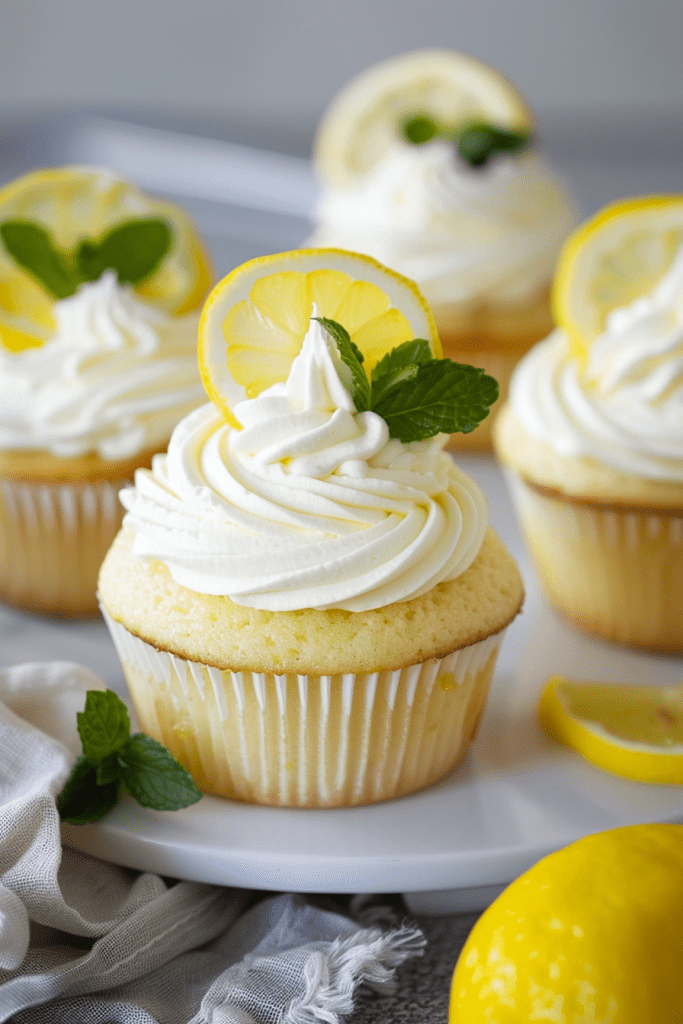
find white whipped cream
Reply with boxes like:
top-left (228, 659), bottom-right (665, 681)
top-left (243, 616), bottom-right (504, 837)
top-left (510, 247), bottom-right (683, 480)
top-left (121, 315), bottom-right (489, 611)
top-left (308, 140), bottom-right (576, 306)
top-left (0, 272), bottom-right (204, 460)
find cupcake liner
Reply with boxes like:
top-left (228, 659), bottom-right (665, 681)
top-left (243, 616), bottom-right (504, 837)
top-left (0, 476), bottom-right (126, 616)
top-left (507, 473), bottom-right (683, 651)
top-left (102, 607), bottom-right (505, 807)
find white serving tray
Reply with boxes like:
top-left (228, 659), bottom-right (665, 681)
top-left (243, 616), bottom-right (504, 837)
top-left (1, 118), bottom-right (682, 914)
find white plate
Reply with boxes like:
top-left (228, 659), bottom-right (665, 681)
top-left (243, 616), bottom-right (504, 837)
top-left (57, 458), bottom-right (683, 913)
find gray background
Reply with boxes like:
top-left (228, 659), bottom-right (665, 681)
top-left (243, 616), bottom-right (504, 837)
top-left (1, 0), bottom-right (682, 161)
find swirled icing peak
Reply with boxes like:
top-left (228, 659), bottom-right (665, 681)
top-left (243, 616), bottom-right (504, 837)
top-left (0, 271), bottom-right (204, 459)
top-left (121, 315), bottom-right (489, 611)
top-left (510, 245), bottom-right (683, 479)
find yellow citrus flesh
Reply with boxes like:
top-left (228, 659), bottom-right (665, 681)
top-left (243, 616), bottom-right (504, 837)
top-left (538, 674), bottom-right (683, 785)
top-left (450, 823), bottom-right (683, 1022)
top-left (314, 49), bottom-right (533, 186)
top-left (198, 248), bottom-right (440, 427)
top-left (552, 195), bottom-right (683, 364)
top-left (0, 165), bottom-right (213, 352)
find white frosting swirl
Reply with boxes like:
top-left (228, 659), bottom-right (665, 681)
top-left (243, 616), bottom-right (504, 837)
top-left (510, 247), bottom-right (683, 480)
top-left (121, 316), bottom-right (489, 611)
top-left (0, 272), bottom-right (204, 459)
top-left (308, 140), bottom-right (576, 306)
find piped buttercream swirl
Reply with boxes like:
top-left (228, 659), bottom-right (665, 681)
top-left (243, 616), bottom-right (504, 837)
top-left (121, 316), bottom-right (489, 611)
top-left (0, 271), bottom-right (203, 459)
top-left (308, 140), bottom-right (577, 306)
top-left (510, 247), bottom-right (683, 480)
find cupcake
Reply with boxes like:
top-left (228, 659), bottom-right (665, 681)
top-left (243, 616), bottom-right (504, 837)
top-left (306, 49), bottom-right (577, 449)
top-left (494, 196), bottom-right (683, 651)
top-left (0, 166), bottom-right (213, 615)
top-left (98, 248), bottom-right (524, 807)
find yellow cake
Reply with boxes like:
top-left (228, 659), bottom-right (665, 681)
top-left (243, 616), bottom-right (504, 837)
top-left (0, 166), bottom-right (213, 615)
top-left (494, 196), bottom-right (683, 650)
top-left (98, 248), bottom-right (524, 807)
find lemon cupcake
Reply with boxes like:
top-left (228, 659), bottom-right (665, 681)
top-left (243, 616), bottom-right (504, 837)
top-left (494, 196), bottom-right (683, 651)
top-left (0, 166), bottom-right (213, 616)
top-left (99, 248), bottom-right (523, 807)
top-left (306, 49), bottom-right (577, 450)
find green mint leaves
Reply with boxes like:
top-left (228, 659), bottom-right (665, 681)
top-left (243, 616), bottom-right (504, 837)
top-left (57, 689), bottom-right (201, 825)
top-left (401, 114), bottom-right (531, 167)
top-left (0, 217), bottom-right (172, 300)
top-left (316, 317), bottom-right (498, 441)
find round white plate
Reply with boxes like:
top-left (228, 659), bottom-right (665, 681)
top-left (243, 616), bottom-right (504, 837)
top-left (59, 458), bottom-right (683, 912)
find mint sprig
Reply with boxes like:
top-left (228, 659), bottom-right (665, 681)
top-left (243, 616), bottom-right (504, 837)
top-left (316, 318), bottom-right (498, 440)
top-left (401, 114), bottom-right (531, 167)
top-left (57, 689), bottom-right (201, 825)
top-left (0, 218), bottom-right (172, 300)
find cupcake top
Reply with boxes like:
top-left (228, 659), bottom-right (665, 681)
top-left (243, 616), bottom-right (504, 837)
top-left (308, 50), bottom-right (576, 310)
top-left (121, 313), bottom-right (489, 612)
top-left (309, 140), bottom-right (576, 309)
top-left (0, 165), bottom-right (212, 462)
top-left (0, 272), bottom-right (204, 459)
top-left (496, 196), bottom-right (683, 504)
top-left (119, 247), bottom-right (499, 614)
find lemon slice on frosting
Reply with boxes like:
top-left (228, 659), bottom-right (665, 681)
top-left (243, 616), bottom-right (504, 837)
top-left (552, 194), bottom-right (683, 364)
top-left (198, 247), bottom-right (440, 428)
top-left (539, 674), bottom-right (683, 784)
top-left (314, 49), bottom-right (533, 186)
top-left (0, 165), bottom-right (213, 352)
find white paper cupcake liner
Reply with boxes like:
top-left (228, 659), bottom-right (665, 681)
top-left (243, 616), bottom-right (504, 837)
top-left (0, 476), bottom-right (126, 616)
top-left (102, 606), bottom-right (505, 807)
top-left (507, 473), bottom-right (683, 650)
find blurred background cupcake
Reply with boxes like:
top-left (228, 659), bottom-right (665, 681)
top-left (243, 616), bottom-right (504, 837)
top-left (494, 196), bottom-right (683, 651)
top-left (99, 248), bottom-right (523, 807)
top-left (306, 50), bottom-right (578, 450)
top-left (0, 165), bottom-right (213, 616)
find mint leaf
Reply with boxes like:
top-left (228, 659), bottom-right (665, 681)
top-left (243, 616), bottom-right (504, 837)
top-left (77, 689), bottom-right (131, 762)
top-left (76, 218), bottom-right (171, 286)
top-left (402, 114), bottom-right (441, 145)
top-left (371, 339), bottom-right (434, 402)
top-left (57, 754), bottom-right (121, 825)
top-left (315, 316), bottom-right (371, 412)
top-left (458, 122), bottom-right (530, 167)
top-left (120, 734), bottom-right (202, 811)
top-left (0, 220), bottom-right (80, 299)
top-left (372, 360), bottom-right (499, 441)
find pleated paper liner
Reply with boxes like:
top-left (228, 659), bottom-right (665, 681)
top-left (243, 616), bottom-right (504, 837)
top-left (0, 477), bottom-right (127, 616)
top-left (102, 606), bottom-right (506, 808)
top-left (507, 473), bottom-right (683, 651)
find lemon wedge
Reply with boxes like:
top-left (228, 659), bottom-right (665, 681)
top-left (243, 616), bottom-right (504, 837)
top-left (551, 194), bottom-right (683, 363)
top-left (314, 49), bottom-right (533, 186)
top-left (197, 247), bottom-right (440, 427)
top-left (450, 823), bottom-right (683, 1022)
top-left (539, 674), bottom-right (683, 784)
top-left (0, 166), bottom-right (213, 352)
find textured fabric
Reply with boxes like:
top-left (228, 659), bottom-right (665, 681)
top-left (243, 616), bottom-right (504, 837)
top-left (0, 662), bottom-right (425, 1023)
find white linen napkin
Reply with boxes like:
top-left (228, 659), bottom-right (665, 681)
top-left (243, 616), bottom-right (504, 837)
top-left (0, 662), bottom-right (425, 1024)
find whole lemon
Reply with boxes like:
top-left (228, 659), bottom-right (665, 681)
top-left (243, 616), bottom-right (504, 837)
top-left (449, 823), bottom-right (683, 1022)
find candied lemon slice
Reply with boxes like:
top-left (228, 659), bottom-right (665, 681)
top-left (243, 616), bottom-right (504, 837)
top-left (551, 194), bottom-right (683, 364)
top-left (198, 247), bottom-right (440, 427)
top-left (0, 165), bottom-right (213, 352)
top-left (314, 49), bottom-right (533, 186)
top-left (539, 674), bottom-right (683, 784)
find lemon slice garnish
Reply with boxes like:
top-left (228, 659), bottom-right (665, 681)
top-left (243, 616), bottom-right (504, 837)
top-left (314, 49), bottom-right (533, 187)
top-left (539, 674), bottom-right (683, 784)
top-left (197, 247), bottom-right (440, 427)
top-left (0, 165), bottom-right (213, 352)
top-left (552, 194), bottom-right (683, 364)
